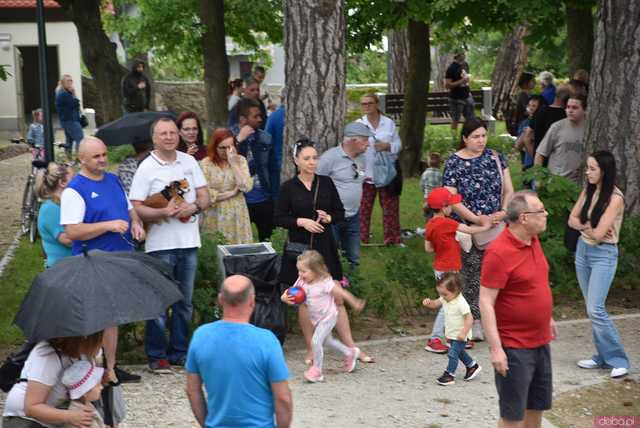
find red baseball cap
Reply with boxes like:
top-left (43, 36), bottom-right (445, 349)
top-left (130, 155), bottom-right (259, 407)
top-left (426, 187), bottom-right (463, 209)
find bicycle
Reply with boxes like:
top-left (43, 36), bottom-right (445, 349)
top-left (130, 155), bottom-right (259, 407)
top-left (11, 138), bottom-right (49, 243)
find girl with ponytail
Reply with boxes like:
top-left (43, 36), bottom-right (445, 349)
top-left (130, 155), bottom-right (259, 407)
top-left (35, 162), bottom-right (75, 267)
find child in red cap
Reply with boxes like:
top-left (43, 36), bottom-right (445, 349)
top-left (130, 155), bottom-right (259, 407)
top-left (423, 187), bottom-right (491, 354)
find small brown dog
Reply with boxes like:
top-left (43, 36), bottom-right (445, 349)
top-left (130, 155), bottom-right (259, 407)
top-left (143, 180), bottom-right (192, 224)
top-left (143, 179), bottom-right (189, 208)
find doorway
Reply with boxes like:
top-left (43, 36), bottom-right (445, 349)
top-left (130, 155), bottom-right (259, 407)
top-left (17, 45), bottom-right (59, 124)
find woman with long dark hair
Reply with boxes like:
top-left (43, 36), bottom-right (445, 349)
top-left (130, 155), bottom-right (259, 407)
top-left (176, 111), bottom-right (207, 160)
top-left (568, 150), bottom-right (629, 378)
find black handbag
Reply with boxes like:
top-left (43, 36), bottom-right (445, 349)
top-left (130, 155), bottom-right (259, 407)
top-left (283, 177), bottom-right (321, 258)
top-left (564, 224), bottom-right (581, 252)
top-left (79, 114), bottom-right (89, 128)
top-left (387, 159), bottom-right (403, 196)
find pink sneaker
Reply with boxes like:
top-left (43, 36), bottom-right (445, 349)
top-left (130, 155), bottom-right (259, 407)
top-left (343, 347), bottom-right (361, 373)
top-left (303, 366), bottom-right (324, 383)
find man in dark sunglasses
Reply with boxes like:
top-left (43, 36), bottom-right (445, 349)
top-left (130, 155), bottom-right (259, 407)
top-left (316, 122), bottom-right (371, 269)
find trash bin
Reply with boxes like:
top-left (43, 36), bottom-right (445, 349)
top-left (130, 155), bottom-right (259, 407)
top-left (217, 243), bottom-right (287, 344)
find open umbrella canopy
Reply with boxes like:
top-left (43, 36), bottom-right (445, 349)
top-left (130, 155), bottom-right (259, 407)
top-left (94, 111), bottom-right (175, 146)
top-left (14, 250), bottom-right (183, 342)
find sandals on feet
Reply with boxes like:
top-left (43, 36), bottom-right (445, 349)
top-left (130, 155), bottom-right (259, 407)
top-left (359, 354), bottom-right (375, 363)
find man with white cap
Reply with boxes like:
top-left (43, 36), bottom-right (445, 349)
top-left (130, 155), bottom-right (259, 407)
top-left (62, 360), bottom-right (105, 428)
top-left (316, 122), bottom-right (371, 269)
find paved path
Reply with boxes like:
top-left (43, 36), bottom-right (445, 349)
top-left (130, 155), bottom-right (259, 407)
top-left (0, 153), bottom-right (30, 258)
top-left (87, 314), bottom-right (640, 428)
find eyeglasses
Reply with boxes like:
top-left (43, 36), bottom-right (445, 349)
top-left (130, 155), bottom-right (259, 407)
top-left (522, 209), bottom-right (548, 216)
top-left (360, 102), bottom-right (375, 106)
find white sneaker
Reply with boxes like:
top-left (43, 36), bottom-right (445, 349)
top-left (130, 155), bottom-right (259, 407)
top-left (611, 367), bottom-right (628, 378)
top-left (577, 359), bottom-right (600, 369)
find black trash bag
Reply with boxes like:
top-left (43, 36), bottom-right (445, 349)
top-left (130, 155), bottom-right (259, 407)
top-left (221, 251), bottom-right (287, 343)
top-left (250, 285), bottom-right (288, 345)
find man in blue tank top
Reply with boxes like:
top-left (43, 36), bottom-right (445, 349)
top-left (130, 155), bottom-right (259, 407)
top-left (60, 136), bottom-right (145, 384)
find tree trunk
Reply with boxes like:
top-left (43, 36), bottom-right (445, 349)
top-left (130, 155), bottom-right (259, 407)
top-left (490, 25), bottom-right (529, 120)
top-left (56, 0), bottom-right (127, 124)
top-left (283, 0), bottom-right (346, 180)
top-left (200, 0), bottom-right (229, 128)
top-left (398, 20), bottom-right (429, 177)
top-left (584, 0), bottom-right (640, 215)
top-left (566, 0), bottom-right (594, 74)
top-left (431, 46), bottom-right (453, 92)
top-left (387, 27), bottom-right (409, 94)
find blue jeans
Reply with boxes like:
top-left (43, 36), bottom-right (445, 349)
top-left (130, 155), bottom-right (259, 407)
top-left (446, 339), bottom-right (474, 375)
top-left (332, 213), bottom-right (360, 269)
top-left (575, 238), bottom-right (629, 369)
top-left (60, 120), bottom-right (83, 153)
top-left (145, 247), bottom-right (198, 362)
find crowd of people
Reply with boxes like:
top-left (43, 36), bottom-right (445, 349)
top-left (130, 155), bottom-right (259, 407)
top-left (2, 60), bottom-right (631, 428)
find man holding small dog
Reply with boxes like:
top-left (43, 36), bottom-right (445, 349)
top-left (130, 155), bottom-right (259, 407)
top-left (61, 135), bottom-right (145, 384)
top-left (129, 117), bottom-right (209, 372)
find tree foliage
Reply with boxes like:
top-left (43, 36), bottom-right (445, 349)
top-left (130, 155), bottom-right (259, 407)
top-left (104, 0), bottom-right (283, 79)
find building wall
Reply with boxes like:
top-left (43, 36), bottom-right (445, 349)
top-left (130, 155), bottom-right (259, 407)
top-left (0, 21), bottom-right (82, 131)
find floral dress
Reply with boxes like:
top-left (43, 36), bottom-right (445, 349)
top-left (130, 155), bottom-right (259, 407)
top-left (443, 149), bottom-right (508, 218)
top-left (443, 148), bottom-right (508, 320)
top-left (200, 157), bottom-right (254, 244)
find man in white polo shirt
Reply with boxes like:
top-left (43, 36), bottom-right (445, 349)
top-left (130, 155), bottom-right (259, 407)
top-left (129, 117), bottom-right (210, 372)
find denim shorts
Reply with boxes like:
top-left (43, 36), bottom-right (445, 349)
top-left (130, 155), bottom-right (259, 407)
top-left (494, 345), bottom-right (553, 421)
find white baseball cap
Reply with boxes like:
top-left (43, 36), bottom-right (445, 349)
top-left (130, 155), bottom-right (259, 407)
top-left (62, 360), bottom-right (104, 400)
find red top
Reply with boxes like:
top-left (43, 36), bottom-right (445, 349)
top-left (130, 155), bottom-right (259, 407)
top-left (480, 227), bottom-right (553, 349)
top-left (425, 216), bottom-right (461, 271)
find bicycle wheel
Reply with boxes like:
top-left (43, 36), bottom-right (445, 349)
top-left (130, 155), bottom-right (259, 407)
top-left (29, 198), bottom-right (40, 244)
top-left (20, 177), bottom-right (35, 236)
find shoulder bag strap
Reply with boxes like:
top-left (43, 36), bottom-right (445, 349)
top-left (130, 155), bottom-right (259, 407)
top-left (286, 177), bottom-right (322, 248)
top-left (492, 150), bottom-right (505, 207)
top-left (309, 176), bottom-right (321, 247)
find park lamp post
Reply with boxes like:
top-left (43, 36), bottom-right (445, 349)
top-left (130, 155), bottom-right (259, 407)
top-left (36, 0), bottom-right (54, 162)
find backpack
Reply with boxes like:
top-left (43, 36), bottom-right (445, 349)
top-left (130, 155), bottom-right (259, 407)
top-left (0, 342), bottom-right (62, 393)
top-left (0, 342), bottom-right (36, 392)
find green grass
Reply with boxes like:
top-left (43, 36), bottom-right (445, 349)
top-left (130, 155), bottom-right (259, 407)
top-left (0, 238), bottom-right (45, 348)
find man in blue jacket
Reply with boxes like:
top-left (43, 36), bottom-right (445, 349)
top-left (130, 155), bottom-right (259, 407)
top-left (265, 88), bottom-right (285, 198)
top-left (231, 98), bottom-right (278, 242)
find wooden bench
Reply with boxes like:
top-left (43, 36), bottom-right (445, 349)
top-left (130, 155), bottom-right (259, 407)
top-left (377, 87), bottom-right (496, 132)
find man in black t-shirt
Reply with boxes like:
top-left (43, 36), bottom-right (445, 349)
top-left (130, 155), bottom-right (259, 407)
top-left (522, 86), bottom-right (571, 164)
top-left (445, 52), bottom-right (475, 134)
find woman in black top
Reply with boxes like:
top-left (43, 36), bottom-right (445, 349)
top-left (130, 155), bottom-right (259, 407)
top-left (275, 141), bottom-right (345, 285)
top-left (275, 140), bottom-right (374, 365)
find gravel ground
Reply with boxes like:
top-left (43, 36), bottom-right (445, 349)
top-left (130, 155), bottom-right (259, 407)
top-left (3, 315), bottom-right (632, 428)
top-left (0, 153), bottom-right (30, 256)
top-left (0, 145), bottom-right (637, 428)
